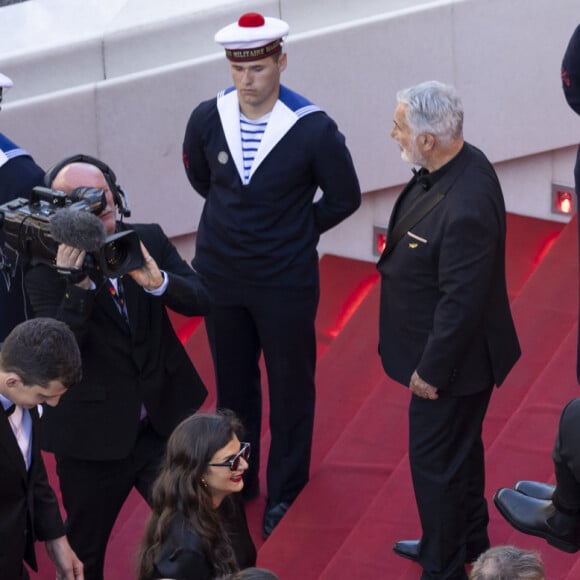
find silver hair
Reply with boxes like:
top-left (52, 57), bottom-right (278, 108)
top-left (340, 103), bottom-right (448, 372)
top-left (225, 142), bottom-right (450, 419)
top-left (469, 545), bottom-right (545, 580)
top-left (396, 80), bottom-right (464, 145)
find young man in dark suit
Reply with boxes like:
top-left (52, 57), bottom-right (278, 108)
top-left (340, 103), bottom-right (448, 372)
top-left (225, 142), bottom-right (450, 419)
top-left (377, 81), bottom-right (521, 579)
top-left (0, 317), bottom-right (83, 579)
top-left (24, 158), bottom-right (210, 580)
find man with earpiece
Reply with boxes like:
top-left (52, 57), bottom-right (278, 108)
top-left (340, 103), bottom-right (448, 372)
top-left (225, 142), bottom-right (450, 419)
top-left (24, 158), bottom-right (210, 580)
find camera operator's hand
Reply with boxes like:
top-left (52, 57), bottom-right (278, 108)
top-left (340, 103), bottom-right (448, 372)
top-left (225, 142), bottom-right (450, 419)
top-left (128, 242), bottom-right (164, 291)
top-left (56, 244), bottom-right (91, 289)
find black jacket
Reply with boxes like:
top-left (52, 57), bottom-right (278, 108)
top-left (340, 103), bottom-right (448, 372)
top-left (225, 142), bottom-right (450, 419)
top-left (563, 24), bottom-right (580, 115)
top-left (0, 406), bottom-right (65, 576)
top-left (25, 222), bottom-right (209, 460)
top-left (152, 497), bottom-right (256, 580)
top-left (377, 143), bottom-right (520, 395)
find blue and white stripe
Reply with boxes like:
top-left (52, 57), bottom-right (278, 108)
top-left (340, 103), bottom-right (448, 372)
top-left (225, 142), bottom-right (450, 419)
top-left (0, 133), bottom-right (28, 168)
top-left (217, 85), bottom-right (321, 184)
top-left (240, 114), bottom-right (269, 185)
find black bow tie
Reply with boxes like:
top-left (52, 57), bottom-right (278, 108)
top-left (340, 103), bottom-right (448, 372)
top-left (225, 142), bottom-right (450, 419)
top-left (4, 404), bottom-right (16, 416)
top-left (412, 167), bottom-right (432, 190)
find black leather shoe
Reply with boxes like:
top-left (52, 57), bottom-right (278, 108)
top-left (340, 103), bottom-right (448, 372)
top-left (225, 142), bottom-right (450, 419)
top-left (393, 539), bottom-right (420, 562)
top-left (514, 480), bottom-right (555, 500)
top-left (393, 538), bottom-right (488, 563)
top-left (494, 488), bottom-right (580, 553)
top-left (262, 501), bottom-right (291, 539)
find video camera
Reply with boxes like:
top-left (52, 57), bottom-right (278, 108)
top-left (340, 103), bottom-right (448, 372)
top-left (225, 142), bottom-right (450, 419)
top-left (0, 186), bottom-right (143, 278)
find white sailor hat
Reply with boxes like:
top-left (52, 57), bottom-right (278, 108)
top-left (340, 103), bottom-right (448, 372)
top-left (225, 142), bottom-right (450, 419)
top-left (0, 72), bottom-right (14, 89)
top-left (215, 12), bottom-right (289, 62)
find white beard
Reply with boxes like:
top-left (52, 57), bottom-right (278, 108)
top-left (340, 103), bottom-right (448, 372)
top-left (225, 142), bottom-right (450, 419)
top-left (401, 139), bottom-right (426, 167)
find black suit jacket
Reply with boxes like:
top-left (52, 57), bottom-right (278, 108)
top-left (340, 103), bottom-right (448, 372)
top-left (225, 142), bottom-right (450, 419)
top-left (377, 143), bottom-right (520, 395)
top-left (152, 497), bottom-right (256, 580)
top-left (25, 222), bottom-right (209, 460)
top-left (0, 406), bottom-right (65, 576)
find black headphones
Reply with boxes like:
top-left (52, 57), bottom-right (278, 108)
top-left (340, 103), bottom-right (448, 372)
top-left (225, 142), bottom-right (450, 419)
top-left (44, 153), bottom-right (131, 218)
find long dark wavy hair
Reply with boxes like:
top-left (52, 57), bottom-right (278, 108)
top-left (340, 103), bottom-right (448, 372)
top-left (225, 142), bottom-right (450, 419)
top-left (137, 411), bottom-right (243, 579)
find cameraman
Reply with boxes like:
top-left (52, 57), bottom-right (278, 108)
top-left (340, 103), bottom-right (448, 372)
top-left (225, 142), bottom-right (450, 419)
top-left (24, 159), bottom-right (210, 580)
top-left (0, 72), bottom-right (45, 346)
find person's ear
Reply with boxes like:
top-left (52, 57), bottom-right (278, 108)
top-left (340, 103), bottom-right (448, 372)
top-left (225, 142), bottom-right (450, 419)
top-left (278, 52), bottom-right (288, 73)
top-left (421, 133), bottom-right (435, 151)
top-left (4, 373), bottom-right (23, 390)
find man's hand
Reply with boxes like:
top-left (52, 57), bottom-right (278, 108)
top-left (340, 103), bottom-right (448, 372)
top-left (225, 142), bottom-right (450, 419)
top-left (409, 370), bottom-right (439, 400)
top-left (127, 241), bottom-right (164, 290)
top-left (45, 536), bottom-right (84, 580)
top-left (56, 244), bottom-right (91, 289)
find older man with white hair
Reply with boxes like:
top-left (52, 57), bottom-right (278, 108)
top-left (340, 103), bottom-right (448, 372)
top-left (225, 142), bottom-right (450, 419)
top-left (378, 81), bottom-right (520, 579)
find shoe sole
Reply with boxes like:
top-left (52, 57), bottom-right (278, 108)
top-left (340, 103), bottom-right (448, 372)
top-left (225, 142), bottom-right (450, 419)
top-left (494, 497), bottom-right (580, 553)
top-left (393, 545), bottom-right (485, 564)
top-left (392, 547), bottom-right (418, 562)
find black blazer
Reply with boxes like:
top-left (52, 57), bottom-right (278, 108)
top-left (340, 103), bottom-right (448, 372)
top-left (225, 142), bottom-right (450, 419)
top-left (377, 143), bottom-right (520, 395)
top-left (152, 496), bottom-right (256, 580)
top-left (25, 222), bottom-right (209, 460)
top-left (0, 406), bottom-right (65, 576)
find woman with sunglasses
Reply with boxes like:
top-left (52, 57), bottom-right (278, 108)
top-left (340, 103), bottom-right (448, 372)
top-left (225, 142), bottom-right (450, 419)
top-left (137, 411), bottom-right (257, 579)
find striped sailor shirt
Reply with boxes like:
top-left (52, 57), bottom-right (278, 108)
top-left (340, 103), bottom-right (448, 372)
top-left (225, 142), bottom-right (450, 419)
top-left (240, 113), bottom-right (270, 184)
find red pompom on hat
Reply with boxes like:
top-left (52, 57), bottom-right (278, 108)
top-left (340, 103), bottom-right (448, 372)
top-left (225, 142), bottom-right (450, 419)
top-left (215, 12), bottom-right (289, 62)
top-left (238, 12), bottom-right (265, 27)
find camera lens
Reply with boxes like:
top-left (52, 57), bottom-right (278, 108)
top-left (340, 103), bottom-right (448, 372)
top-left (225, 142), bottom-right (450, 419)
top-left (102, 240), bottom-right (128, 274)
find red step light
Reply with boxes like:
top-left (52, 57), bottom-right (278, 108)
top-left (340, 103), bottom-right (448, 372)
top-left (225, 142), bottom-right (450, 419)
top-left (551, 184), bottom-right (576, 216)
top-left (373, 226), bottom-right (387, 256)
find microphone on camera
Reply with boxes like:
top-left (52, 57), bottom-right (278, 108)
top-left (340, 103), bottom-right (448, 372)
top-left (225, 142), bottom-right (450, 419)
top-left (49, 209), bottom-right (107, 253)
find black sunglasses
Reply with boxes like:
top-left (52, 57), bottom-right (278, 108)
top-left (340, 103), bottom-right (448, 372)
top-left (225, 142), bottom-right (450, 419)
top-left (208, 441), bottom-right (250, 471)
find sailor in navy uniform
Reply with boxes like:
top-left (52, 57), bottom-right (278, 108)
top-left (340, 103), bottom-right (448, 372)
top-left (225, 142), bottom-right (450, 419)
top-left (0, 72), bottom-right (45, 346)
top-left (182, 12), bottom-right (361, 538)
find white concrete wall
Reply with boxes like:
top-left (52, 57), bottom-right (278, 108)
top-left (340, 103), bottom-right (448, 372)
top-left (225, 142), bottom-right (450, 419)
top-left (0, 0), bottom-right (578, 263)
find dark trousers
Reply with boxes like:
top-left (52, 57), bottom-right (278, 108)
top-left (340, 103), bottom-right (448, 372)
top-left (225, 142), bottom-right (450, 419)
top-left (205, 283), bottom-right (319, 504)
top-left (55, 423), bottom-right (166, 580)
top-left (409, 386), bottom-right (493, 580)
top-left (574, 146), bottom-right (580, 383)
top-left (552, 398), bottom-right (580, 513)
top-left (19, 562), bottom-right (30, 580)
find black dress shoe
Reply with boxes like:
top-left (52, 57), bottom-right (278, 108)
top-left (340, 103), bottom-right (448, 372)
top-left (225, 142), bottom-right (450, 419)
top-left (514, 480), bottom-right (555, 500)
top-left (393, 539), bottom-right (420, 562)
top-left (262, 500), bottom-right (291, 539)
top-left (494, 488), bottom-right (580, 553)
top-left (393, 538), bottom-right (488, 564)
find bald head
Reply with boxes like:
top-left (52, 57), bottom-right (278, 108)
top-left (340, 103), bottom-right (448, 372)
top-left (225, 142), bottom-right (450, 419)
top-left (51, 162), bottom-right (118, 235)
top-left (51, 162), bottom-right (107, 194)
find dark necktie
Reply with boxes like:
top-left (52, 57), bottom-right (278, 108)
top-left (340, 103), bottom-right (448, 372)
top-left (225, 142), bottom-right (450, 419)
top-left (108, 278), bottom-right (129, 321)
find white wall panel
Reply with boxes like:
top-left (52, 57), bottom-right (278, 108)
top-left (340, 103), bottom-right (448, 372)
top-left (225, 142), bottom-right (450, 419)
top-left (0, 0), bottom-right (579, 262)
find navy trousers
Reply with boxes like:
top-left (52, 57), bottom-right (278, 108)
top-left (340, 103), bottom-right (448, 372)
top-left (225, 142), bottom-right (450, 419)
top-left (204, 282), bottom-right (319, 505)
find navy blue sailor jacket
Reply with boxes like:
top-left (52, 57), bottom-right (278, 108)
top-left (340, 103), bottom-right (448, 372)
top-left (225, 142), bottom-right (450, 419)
top-left (182, 85), bottom-right (361, 288)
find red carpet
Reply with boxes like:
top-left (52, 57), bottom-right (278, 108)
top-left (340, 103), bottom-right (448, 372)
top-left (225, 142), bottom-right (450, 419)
top-left (30, 213), bottom-right (580, 579)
